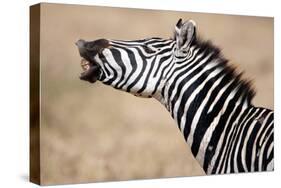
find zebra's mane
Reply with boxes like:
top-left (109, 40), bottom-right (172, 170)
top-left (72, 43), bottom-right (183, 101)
top-left (192, 37), bottom-right (256, 103)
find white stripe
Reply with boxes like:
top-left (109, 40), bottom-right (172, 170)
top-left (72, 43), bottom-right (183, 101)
top-left (240, 109), bottom-right (266, 172)
top-left (215, 96), bottom-right (245, 173)
top-left (194, 74), bottom-right (225, 165)
top-left (232, 108), bottom-right (260, 172)
top-left (135, 57), bottom-right (154, 94)
top-left (114, 47), bottom-right (133, 88)
top-left (224, 99), bottom-right (250, 173)
top-left (207, 79), bottom-right (235, 114)
top-left (181, 65), bottom-right (223, 134)
top-left (196, 91), bottom-right (244, 169)
top-left (121, 48), bottom-right (144, 91)
top-left (258, 129), bottom-right (273, 170)
top-left (162, 47), bottom-right (198, 108)
top-left (173, 53), bottom-right (214, 123)
top-left (102, 49), bottom-right (123, 86)
top-left (250, 112), bottom-right (273, 171)
top-left (224, 108), bottom-right (249, 173)
top-left (168, 48), bottom-right (203, 111)
top-left (203, 86), bottom-right (240, 173)
top-left (95, 55), bottom-right (113, 82)
top-left (151, 53), bottom-right (174, 82)
top-left (209, 104), bottom-right (254, 173)
top-left (259, 112), bottom-right (273, 147)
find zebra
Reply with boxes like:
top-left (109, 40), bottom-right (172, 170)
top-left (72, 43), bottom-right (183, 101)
top-left (75, 19), bottom-right (274, 174)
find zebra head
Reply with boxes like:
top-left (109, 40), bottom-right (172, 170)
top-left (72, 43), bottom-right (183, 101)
top-left (76, 19), bottom-right (196, 98)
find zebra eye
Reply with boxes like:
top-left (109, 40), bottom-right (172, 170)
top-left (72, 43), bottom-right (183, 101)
top-left (181, 49), bottom-right (189, 54)
top-left (143, 45), bottom-right (156, 53)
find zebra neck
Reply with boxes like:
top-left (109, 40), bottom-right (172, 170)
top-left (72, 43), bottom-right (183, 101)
top-left (157, 41), bottom-right (255, 170)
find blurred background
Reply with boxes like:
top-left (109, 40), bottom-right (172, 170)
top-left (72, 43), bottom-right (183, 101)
top-left (39, 3), bottom-right (273, 185)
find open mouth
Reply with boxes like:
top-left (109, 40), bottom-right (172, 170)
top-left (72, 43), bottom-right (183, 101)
top-left (79, 59), bottom-right (101, 83)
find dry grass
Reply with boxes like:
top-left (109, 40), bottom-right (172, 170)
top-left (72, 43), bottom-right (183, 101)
top-left (38, 3), bottom-right (273, 185)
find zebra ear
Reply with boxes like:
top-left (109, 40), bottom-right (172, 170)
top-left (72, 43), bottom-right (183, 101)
top-left (175, 19), bottom-right (196, 51)
top-left (176, 18), bottom-right (183, 29)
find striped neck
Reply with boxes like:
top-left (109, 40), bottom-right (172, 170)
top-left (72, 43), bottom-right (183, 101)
top-left (155, 39), bottom-right (255, 171)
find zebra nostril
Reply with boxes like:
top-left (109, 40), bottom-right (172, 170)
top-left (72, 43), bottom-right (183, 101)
top-left (94, 39), bottom-right (110, 49)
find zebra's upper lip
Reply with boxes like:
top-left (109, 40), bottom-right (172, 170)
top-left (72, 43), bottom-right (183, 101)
top-left (79, 58), bottom-right (101, 83)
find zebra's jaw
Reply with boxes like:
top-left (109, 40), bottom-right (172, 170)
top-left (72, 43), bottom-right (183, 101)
top-left (79, 58), bottom-right (101, 83)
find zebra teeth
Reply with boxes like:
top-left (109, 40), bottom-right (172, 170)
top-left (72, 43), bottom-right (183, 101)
top-left (80, 59), bottom-right (91, 71)
top-left (82, 64), bottom-right (90, 71)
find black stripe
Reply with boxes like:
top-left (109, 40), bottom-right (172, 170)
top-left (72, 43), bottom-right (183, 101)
top-left (234, 108), bottom-right (264, 172)
top-left (145, 39), bottom-right (167, 45)
top-left (224, 109), bottom-right (244, 173)
top-left (164, 48), bottom-right (200, 101)
top-left (201, 91), bottom-right (247, 172)
top-left (116, 48), bottom-right (138, 89)
top-left (189, 71), bottom-right (226, 154)
top-left (152, 41), bottom-right (173, 48)
top-left (152, 47), bottom-right (175, 77)
top-left (102, 62), bottom-right (111, 77)
top-left (150, 55), bottom-right (173, 95)
top-left (126, 48), bottom-right (148, 92)
top-left (229, 107), bottom-right (253, 172)
top-left (110, 49), bottom-right (127, 88)
top-left (169, 49), bottom-right (216, 115)
top-left (254, 112), bottom-right (273, 170)
top-left (178, 64), bottom-right (223, 138)
top-left (102, 58), bottom-right (118, 86)
top-left (220, 94), bottom-right (249, 174)
top-left (169, 60), bottom-right (206, 116)
top-left (203, 84), bottom-right (246, 172)
top-left (245, 110), bottom-right (269, 171)
top-left (221, 105), bottom-right (258, 173)
top-left (265, 145), bottom-right (274, 170)
top-left (137, 56), bottom-right (157, 93)
top-left (262, 133), bottom-right (273, 170)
